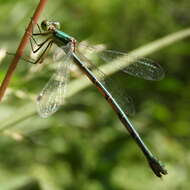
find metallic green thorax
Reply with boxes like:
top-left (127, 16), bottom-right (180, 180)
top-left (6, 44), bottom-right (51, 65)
top-left (53, 29), bottom-right (73, 47)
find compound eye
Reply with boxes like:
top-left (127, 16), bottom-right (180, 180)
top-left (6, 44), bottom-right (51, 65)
top-left (53, 22), bottom-right (60, 29)
top-left (41, 20), bottom-right (48, 31)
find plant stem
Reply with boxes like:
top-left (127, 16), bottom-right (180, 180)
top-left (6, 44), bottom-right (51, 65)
top-left (0, 0), bottom-right (48, 101)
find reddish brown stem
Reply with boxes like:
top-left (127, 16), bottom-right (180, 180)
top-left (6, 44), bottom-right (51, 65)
top-left (0, 0), bottom-right (48, 101)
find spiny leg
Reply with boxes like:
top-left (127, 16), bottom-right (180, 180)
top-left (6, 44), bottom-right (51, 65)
top-left (25, 19), bottom-right (43, 39)
top-left (6, 52), bottom-right (35, 64)
top-left (34, 40), bottom-right (53, 64)
top-left (30, 23), bottom-right (52, 48)
top-left (36, 22), bottom-right (42, 33)
top-left (19, 40), bottom-right (53, 65)
top-left (30, 36), bottom-right (52, 53)
top-left (29, 20), bottom-right (54, 64)
top-left (28, 19), bottom-right (51, 47)
top-left (30, 35), bottom-right (42, 47)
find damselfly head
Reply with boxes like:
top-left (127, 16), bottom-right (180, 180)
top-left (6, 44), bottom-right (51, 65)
top-left (41, 20), bottom-right (60, 31)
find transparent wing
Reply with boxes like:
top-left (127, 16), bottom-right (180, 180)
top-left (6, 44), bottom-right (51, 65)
top-left (36, 50), bottom-right (71, 118)
top-left (103, 77), bottom-right (135, 116)
top-left (75, 48), bottom-right (135, 116)
top-left (99, 50), bottom-right (165, 81)
top-left (77, 42), bottom-right (164, 81)
top-left (76, 44), bottom-right (164, 115)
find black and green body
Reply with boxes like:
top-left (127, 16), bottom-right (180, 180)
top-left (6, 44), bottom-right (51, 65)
top-left (31, 20), bottom-right (167, 177)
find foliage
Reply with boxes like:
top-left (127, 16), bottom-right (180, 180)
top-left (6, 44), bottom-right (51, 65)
top-left (0, 0), bottom-right (190, 189)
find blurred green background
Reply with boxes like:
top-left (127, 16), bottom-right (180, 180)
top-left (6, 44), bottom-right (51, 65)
top-left (0, 0), bottom-right (190, 189)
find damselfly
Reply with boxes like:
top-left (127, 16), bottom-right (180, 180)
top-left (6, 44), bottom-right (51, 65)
top-left (29, 20), bottom-right (167, 177)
